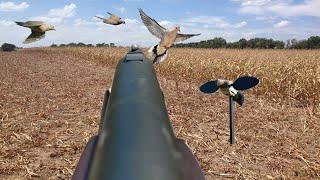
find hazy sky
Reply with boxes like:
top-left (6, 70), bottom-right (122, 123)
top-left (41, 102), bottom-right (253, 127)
top-left (0, 0), bottom-right (319, 47)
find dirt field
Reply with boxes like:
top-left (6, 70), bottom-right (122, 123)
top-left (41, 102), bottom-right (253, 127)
top-left (0, 48), bottom-right (319, 179)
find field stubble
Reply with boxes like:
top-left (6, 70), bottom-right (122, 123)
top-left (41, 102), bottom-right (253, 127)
top-left (61, 47), bottom-right (320, 108)
top-left (0, 47), bottom-right (319, 179)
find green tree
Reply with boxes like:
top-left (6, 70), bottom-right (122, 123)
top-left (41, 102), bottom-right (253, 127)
top-left (307, 36), bottom-right (320, 49)
top-left (1, 43), bottom-right (16, 51)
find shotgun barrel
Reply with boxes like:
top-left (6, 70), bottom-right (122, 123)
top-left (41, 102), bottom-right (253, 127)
top-left (73, 48), bottom-right (205, 180)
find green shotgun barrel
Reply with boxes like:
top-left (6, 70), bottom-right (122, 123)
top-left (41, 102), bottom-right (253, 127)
top-left (87, 49), bottom-right (204, 180)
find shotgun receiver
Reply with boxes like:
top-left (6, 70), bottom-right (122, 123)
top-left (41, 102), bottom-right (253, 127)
top-left (72, 48), bottom-right (205, 180)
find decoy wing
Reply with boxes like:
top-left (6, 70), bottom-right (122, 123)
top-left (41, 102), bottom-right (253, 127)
top-left (232, 76), bottom-right (259, 90)
top-left (24, 30), bottom-right (45, 44)
top-left (139, 8), bottom-right (166, 39)
top-left (175, 33), bottom-right (201, 43)
top-left (200, 80), bottom-right (219, 93)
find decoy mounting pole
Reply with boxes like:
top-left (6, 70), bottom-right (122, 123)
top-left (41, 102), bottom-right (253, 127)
top-left (200, 76), bottom-right (259, 145)
top-left (229, 96), bottom-right (234, 144)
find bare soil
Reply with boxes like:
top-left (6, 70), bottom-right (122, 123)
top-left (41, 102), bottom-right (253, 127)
top-left (0, 49), bottom-right (319, 179)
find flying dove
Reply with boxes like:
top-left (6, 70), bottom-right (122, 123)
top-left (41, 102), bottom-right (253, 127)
top-left (15, 21), bottom-right (55, 44)
top-left (139, 8), bottom-right (200, 64)
top-left (95, 12), bottom-right (126, 25)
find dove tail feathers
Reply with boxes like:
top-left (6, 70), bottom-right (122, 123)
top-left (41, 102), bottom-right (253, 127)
top-left (148, 44), bottom-right (168, 64)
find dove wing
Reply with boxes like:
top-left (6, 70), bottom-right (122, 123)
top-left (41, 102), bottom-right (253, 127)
top-left (24, 30), bottom-right (45, 44)
top-left (139, 9), bottom-right (166, 39)
top-left (24, 21), bottom-right (44, 26)
top-left (107, 12), bottom-right (121, 21)
top-left (95, 16), bottom-right (106, 21)
top-left (16, 21), bottom-right (44, 28)
top-left (175, 33), bottom-right (201, 43)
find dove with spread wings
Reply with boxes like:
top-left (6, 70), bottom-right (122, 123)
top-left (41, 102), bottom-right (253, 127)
top-left (95, 12), bottom-right (126, 25)
top-left (139, 9), bottom-right (200, 64)
top-left (15, 21), bottom-right (55, 44)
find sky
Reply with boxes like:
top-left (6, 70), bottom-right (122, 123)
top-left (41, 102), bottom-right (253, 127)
top-left (0, 0), bottom-right (319, 47)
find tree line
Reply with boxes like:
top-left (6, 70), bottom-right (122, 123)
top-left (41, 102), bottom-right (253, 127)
top-left (1, 43), bottom-right (18, 51)
top-left (174, 36), bottom-right (320, 49)
top-left (2, 36), bottom-right (320, 51)
top-left (50, 42), bottom-right (116, 48)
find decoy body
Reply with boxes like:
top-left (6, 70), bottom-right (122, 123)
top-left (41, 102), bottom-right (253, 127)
top-left (95, 12), bottom-right (126, 25)
top-left (139, 9), bottom-right (200, 64)
top-left (216, 79), bottom-right (245, 106)
top-left (15, 21), bottom-right (55, 44)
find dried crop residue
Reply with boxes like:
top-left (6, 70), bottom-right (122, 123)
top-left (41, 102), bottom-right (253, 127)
top-left (0, 48), bottom-right (319, 179)
top-left (0, 49), bottom-right (114, 179)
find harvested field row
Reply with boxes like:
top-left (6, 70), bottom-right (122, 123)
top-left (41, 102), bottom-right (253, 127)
top-left (49, 47), bottom-right (320, 108)
top-left (0, 48), bottom-right (319, 179)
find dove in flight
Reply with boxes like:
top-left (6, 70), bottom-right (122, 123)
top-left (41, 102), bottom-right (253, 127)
top-left (15, 21), bottom-right (55, 44)
top-left (139, 8), bottom-right (200, 64)
top-left (95, 12), bottom-right (126, 25)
